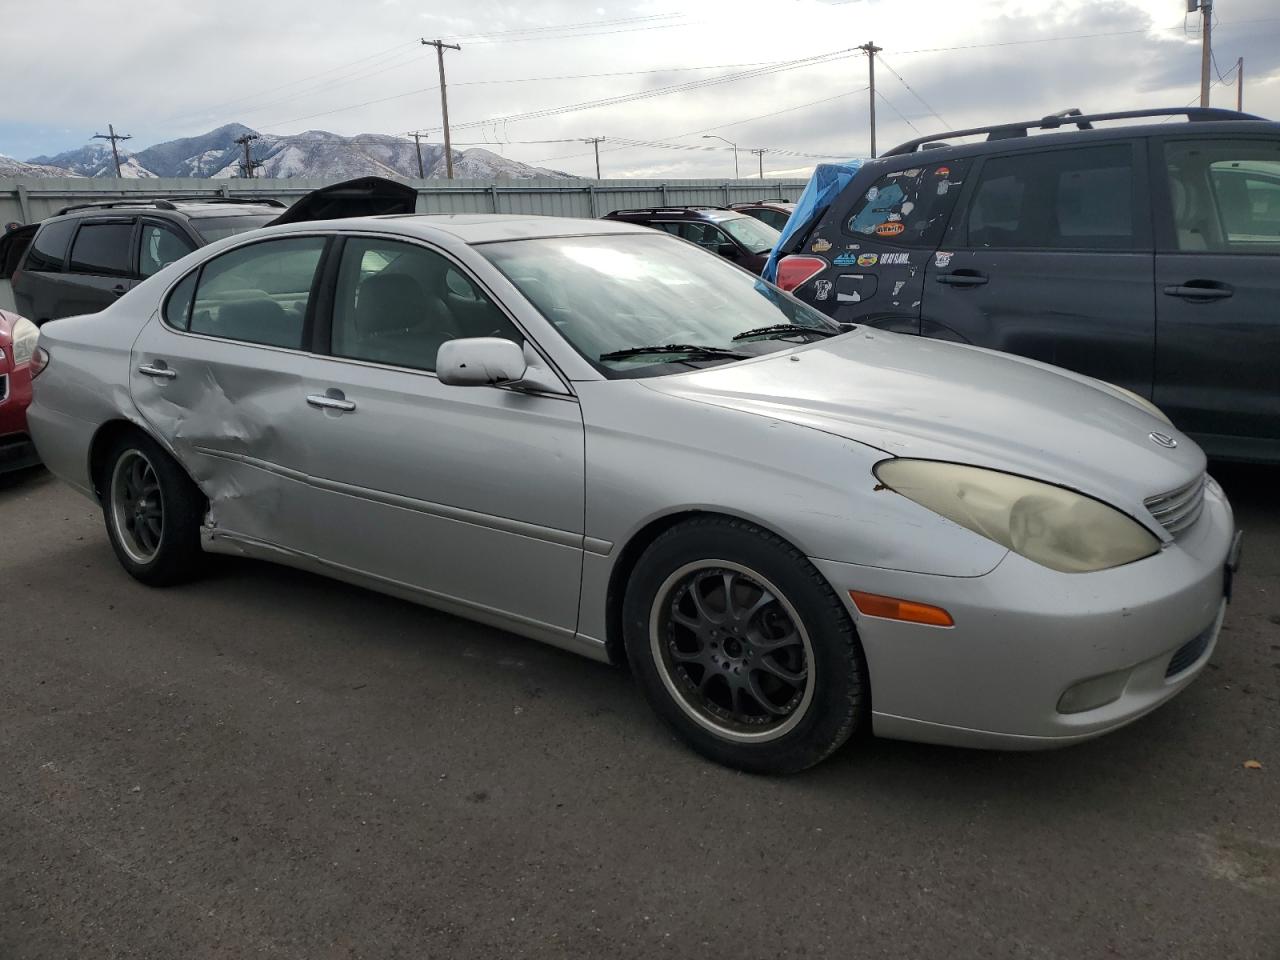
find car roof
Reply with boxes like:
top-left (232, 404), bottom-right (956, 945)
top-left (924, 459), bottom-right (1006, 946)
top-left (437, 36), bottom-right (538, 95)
top-left (260, 213), bottom-right (655, 245)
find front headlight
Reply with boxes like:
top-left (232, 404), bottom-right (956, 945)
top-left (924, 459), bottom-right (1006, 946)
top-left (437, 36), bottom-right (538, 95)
top-left (875, 460), bottom-right (1160, 573)
top-left (1107, 384), bottom-right (1172, 426)
top-left (11, 317), bottom-right (39, 367)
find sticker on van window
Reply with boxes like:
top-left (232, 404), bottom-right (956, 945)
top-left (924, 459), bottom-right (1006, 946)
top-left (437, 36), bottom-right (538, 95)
top-left (866, 186), bottom-right (879, 200)
top-left (857, 253), bottom-right (879, 267)
top-left (875, 222), bottom-right (905, 237)
top-left (833, 252), bottom-right (860, 266)
top-left (814, 279), bottom-right (833, 300)
top-left (935, 251), bottom-right (954, 268)
top-left (935, 166), bottom-right (951, 178)
top-left (810, 238), bottom-right (832, 253)
top-left (880, 252), bottom-right (910, 265)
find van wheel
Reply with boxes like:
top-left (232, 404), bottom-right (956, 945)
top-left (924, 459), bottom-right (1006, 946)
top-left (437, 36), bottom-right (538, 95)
top-left (623, 516), bottom-right (866, 774)
top-left (101, 433), bottom-right (205, 586)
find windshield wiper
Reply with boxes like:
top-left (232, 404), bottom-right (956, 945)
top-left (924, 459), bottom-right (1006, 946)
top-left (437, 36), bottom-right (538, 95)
top-left (599, 344), bottom-right (751, 362)
top-left (732, 323), bottom-right (837, 342)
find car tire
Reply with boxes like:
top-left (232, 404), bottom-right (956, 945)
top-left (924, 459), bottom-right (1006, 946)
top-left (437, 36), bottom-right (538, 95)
top-left (623, 516), bottom-right (866, 774)
top-left (101, 432), bottom-right (206, 586)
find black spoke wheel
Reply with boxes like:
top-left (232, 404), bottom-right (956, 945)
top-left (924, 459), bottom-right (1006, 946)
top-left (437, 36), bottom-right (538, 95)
top-left (624, 516), bottom-right (867, 774)
top-left (651, 561), bottom-right (814, 742)
top-left (101, 432), bottom-right (206, 586)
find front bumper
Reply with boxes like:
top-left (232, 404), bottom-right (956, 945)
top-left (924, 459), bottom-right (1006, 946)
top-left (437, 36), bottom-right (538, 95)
top-left (813, 477), bottom-right (1236, 749)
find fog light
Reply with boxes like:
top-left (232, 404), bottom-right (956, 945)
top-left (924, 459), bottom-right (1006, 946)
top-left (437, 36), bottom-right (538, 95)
top-left (1057, 669), bottom-right (1130, 714)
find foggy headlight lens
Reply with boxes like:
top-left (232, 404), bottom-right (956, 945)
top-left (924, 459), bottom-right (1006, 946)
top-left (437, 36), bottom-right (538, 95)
top-left (11, 317), bottom-right (39, 367)
top-left (875, 460), bottom-right (1160, 573)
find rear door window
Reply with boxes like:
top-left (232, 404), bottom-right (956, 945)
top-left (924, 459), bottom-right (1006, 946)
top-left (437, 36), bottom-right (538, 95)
top-left (844, 160), bottom-right (970, 247)
top-left (68, 220), bottom-right (136, 276)
top-left (189, 237), bottom-right (326, 349)
top-left (963, 145), bottom-right (1137, 250)
top-left (23, 218), bottom-right (78, 272)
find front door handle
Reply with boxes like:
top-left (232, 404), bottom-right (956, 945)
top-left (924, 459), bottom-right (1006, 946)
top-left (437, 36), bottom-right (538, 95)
top-left (112, 284), bottom-right (128, 298)
top-left (935, 270), bottom-right (989, 287)
top-left (306, 393), bottom-right (356, 412)
top-left (137, 363), bottom-right (177, 380)
top-left (1163, 282), bottom-right (1233, 301)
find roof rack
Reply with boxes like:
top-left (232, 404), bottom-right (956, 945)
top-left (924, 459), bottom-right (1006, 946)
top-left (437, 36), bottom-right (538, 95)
top-left (728, 199), bottom-right (794, 208)
top-left (56, 196), bottom-right (287, 216)
top-left (608, 205), bottom-right (729, 216)
top-left (883, 107), bottom-right (1266, 156)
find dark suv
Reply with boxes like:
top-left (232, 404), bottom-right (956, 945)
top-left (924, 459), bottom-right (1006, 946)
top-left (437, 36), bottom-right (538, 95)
top-left (769, 107), bottom-right (1280, 463)
top-left (1, 197), bottom-right (287, 325)
top-left (602, 206), bottom-right (780, 274)
top-left (729, 199), bottom-right (796, 232)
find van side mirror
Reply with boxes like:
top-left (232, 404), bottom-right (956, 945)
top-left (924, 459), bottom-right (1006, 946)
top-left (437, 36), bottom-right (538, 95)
top-left (437, 337), bottom-right (527, 386)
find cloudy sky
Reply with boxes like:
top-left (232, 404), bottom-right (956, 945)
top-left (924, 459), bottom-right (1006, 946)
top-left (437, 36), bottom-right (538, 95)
top-left (3, 0), bottom-right (1278, 178)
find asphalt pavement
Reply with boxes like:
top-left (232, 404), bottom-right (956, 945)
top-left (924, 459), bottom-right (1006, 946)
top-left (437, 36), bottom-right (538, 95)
top-left (1, 463), bottom-right (1277, 959)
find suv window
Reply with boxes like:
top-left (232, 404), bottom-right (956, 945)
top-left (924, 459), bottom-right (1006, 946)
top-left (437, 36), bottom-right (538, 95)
top-left (331, 238), bottom-right (519, 372)
top-left (189, 237), bottom-right (325, 349)
top-left (69, 220), bottom-right (135, 276)
top-left (964, 145), bottom-right (1135, 250)
top-left (139, 222), bottom-right (197, 277)
top-left (657, 221), bottom-right (730, 254)
top-left (24, 218), bottom-right (77, 272)
top-left (1165, 139), bottom-right (1280, 253)
top-left (845, 160), bottom-right (969, 247)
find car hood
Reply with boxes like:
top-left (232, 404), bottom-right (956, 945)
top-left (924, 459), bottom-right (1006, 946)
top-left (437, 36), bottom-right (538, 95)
top-left (642, 330), bottom-right (1204, 524)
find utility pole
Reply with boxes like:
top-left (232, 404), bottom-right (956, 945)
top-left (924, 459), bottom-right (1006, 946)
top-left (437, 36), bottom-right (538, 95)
top-left (858, 41), bottom-right (882, 157)
top-left (233, 133), bottom-right (262, 178)
top-left (92, 123), bottom-right (131, 177)
top-left (1236, 56), bottom-right (1244, 111)
top-left (750, 148), bottom-right (767, 180)
top-left (583, 137), bottom-right (606, 179)
top-left (412, 131), bottom-right (426, 178)
top-left (702, 134), bottom-right (739, 180)
top-left (422, 39), bottom-right (461, 179)
top-left (1196, 0), bottom-right (1213, 108)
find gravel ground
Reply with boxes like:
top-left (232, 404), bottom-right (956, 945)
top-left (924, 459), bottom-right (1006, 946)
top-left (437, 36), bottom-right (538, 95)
top-left (1, 462), bottom-right (1277, 959)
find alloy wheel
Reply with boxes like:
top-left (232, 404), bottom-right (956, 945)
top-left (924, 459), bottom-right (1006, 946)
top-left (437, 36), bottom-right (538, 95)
top-left (109, 449), bottom-right (164, 565)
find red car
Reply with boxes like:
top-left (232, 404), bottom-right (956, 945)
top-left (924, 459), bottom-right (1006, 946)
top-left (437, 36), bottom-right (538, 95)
top-left (0, 309), bottom-right (41, 472)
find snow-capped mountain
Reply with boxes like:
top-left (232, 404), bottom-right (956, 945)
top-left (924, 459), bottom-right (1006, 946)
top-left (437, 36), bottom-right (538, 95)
top-left (19, 125), bottom-right (577, 181)
top-left (28, 143), bottom-right (156, 178)
top-left (0, 154), bottom-right (81, 178)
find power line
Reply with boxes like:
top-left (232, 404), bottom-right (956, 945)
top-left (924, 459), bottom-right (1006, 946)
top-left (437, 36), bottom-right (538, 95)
top-left (874, 89), bottom-right (922, 137)
top-left (876, 57), bottom-right (950, 128)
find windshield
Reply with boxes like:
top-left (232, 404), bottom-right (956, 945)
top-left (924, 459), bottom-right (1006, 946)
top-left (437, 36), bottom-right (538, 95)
top-left (717, 215), bottom-right (780, 254)
top-left (480, 233), bottom-right (839, 376)
top-left (191, 214), bottom-right (278, 242)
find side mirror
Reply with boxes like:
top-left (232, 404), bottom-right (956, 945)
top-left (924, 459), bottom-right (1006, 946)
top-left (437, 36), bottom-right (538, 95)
top-left (437, 337), bottom-right (527, 387)
top-left (717, 242), bottom-right (739, 259)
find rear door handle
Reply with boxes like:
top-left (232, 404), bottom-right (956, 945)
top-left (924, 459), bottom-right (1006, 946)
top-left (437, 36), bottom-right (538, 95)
top-left (935, 271), bottom-right (988, 287)
top-left (137, 363), bottom-right (177, 380)
top-left (306, 394), bottom-right (356, 412)
top-left (1162, 282), bottom-right (1233, 301)
top-left (112, 284), bottom-right (128, 298)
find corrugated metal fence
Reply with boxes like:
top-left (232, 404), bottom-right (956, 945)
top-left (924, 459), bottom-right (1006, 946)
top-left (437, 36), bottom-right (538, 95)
top-left (0, 176), bottom-right (809, 226)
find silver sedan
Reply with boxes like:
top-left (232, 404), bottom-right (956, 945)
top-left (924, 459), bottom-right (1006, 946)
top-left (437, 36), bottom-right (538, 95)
top-left (26, 215), bottom-right (1240, 773)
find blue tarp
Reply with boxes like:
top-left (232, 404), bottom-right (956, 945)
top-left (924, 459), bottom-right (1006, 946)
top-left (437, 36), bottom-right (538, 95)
top-left (761, 159), bottom-right (866, 283)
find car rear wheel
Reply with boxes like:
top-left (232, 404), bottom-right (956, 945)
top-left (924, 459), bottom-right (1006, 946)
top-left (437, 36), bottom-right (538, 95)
top-left (623, 516), bottom-right (866, 774)
top-left (102, 433), bottom-right (205, 586)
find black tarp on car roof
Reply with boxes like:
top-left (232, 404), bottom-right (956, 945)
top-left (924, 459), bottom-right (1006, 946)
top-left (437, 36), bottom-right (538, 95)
top-left (269, 176), bottom-right (418, 226)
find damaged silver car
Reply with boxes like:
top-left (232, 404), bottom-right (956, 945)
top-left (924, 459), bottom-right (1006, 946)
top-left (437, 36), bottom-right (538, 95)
top-left (27, 214), bottom-right (1240, 773)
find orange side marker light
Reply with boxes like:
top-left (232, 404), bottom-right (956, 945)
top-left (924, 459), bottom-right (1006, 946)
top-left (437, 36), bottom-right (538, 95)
top-left (849, 591), bottom-right (954, 627)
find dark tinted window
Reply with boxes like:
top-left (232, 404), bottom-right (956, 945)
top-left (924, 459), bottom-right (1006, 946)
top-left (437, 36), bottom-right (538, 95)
top-left (190, 237), bottom-right (325, 349)
top-left (69, 221), bottom-right (135, 275)
top-left (139, 222), bottom-right (196, 277)
top-left (965, 146), bottom-right (1135, 250)
top-left (845, 160), bottom-right (969, 247)
top-left (1166, 139), bottom-right (1280, 253)
top-left (163, 270), bottom-right (198, 331)
top-left (331, 238), bottom-right (519, 372)
top-left (24, 218), bottom-right (78, 272)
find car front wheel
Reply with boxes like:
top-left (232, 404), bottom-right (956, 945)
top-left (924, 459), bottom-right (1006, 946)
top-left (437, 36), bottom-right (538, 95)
top-left (623, 516), bottom-right (867, 774)
top-left (101, 433), bottom-right (205, 586)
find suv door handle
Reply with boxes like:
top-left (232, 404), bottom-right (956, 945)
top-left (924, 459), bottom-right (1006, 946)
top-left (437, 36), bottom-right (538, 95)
top-left (1163, 282), bottom-right (1233, 301)
top-left (306, 393), bottom-right (356, 412)
top-left (935, 270), bottom-right (988, 287)
top-left (112, 284), bottom-right (128, 298)
top-left (137, 363), bottom-right (177, 380)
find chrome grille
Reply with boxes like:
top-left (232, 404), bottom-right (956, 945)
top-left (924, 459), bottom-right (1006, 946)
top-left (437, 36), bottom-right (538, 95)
top-left (1144, 474), bottom-right (1206, 537)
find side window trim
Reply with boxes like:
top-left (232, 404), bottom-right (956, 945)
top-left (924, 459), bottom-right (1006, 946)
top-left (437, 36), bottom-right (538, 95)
top-left (308, 235), bottom-right (344, 355)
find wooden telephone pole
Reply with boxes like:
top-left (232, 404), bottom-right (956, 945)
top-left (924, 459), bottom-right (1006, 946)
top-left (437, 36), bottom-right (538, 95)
top-left (412, 131), bottom-right (426, 178)
top-left (422, 39), bottom-right (461, 179)
top-left (92, 124), bottom-right (132, 177)
top-left (750, 148), bottom-right (767, 180)
top-left (858, 41), bottom-right (882, 157)
top-left (583, 137), bottom-right (606, 179)
top-left (233, 133), bottom-right (262, 178)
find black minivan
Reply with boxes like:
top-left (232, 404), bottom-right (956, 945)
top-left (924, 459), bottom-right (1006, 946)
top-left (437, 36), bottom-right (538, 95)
top-left (771, 108), bottom-right (1280, 463)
